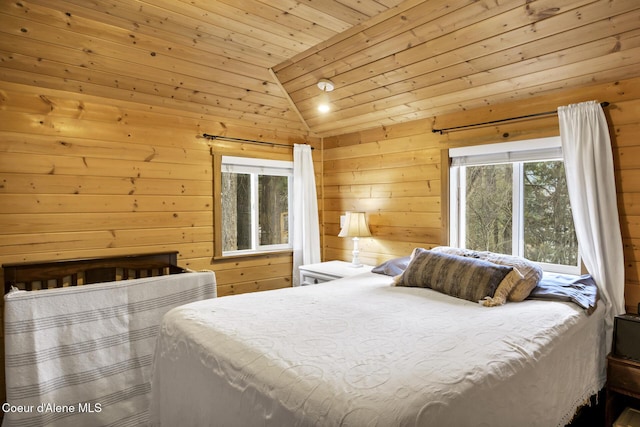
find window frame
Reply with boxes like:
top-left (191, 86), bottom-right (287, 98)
top-left (449, 136), bottom-right (580, 275)
top-left (214, 155), bottom-right (293, 258)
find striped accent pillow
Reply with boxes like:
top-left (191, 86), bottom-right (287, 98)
top-left (431, 246), bottom-right (543, 302)
top-left (394, 248), bottom-right (513, 303)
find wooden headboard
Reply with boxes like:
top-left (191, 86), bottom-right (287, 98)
top-left (2, 251), bottom-right (187, 294)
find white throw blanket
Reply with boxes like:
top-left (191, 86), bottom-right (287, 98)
top-left (3, 271), bottom-right (216, 427)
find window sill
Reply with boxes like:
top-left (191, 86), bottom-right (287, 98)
top-left (213, 249), bottom-right (293, 262)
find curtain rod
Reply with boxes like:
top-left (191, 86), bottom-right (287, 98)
top-left (432, 101), bottom-right (610, 134)
top-left (202, 134), bottom-right (313, 150)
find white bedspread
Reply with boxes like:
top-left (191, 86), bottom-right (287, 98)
top-left (3, 271), bottom-right (216, 427)
top-left (150, 272), bottom-right (606, 427)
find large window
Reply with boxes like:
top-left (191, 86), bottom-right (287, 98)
top-left (219, 156), bottom-right (292, 256)
top-left (449, 137), bottom-right (579, 274)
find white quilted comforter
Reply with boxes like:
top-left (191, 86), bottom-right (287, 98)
top-left (150, 271), bottom-right (606, 427)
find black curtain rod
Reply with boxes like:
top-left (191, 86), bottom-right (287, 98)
top-left (202, 133), bottom-right (312, 149)
top-left (432, 101), bottom-right (610, 134)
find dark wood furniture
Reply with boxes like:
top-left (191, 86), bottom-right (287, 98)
top-left (3, 251), bottom-right (186, 294)
top-left (606, 354), bottom-right (640, 426)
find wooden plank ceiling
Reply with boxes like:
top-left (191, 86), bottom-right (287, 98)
top-left (1, 0), bottom-right (639, 138)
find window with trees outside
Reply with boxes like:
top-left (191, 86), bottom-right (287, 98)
top-left (449, 137), bottom-right (580, 274)
top-left (218, 156), bottom-right (292, 256)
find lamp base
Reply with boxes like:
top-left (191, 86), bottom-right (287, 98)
top-left (350, 237), bottom-right (363, 267)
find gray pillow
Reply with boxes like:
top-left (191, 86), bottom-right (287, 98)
top-left (372, 257), bottom-right (411, 276)
top-left (395, 248), bottom-right (513, 303)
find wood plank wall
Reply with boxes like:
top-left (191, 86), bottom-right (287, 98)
top-left (0, 81), bottom-right (321, 401)
top-left (322, 76), bottom-right (640, 315)
top-left (0, 81), bottom-right (321, 288)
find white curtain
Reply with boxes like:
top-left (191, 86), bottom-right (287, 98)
top-left (558, 100), bottom-right (625, 352)
top-left (292, 144), bottom-right (321, 286)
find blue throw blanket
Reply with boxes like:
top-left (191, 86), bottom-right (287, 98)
top-left (528, 273), bottom-right (598, 314)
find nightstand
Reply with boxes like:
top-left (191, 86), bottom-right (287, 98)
top-left (606, 354), bottom-right (640, 426)
top-left (299, 260), bottom-right (373, 285)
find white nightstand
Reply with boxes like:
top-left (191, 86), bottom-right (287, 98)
top-left (299, 260), bottom-right (374, 285)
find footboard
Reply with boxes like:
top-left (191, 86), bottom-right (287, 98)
top-left (3, 251), bottom-right (186, 294)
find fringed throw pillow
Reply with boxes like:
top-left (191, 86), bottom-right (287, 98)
top-left (394, 248), bottom-right (514, 303)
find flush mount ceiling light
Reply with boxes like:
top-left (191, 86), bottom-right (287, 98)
top-left (316, 78), bottom-right (334, 113)
top-left (317, 78), bottom-right (335, 92)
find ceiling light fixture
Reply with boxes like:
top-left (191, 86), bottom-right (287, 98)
top-left (317, 79), bottom-right (335, 92)
top-left (317, 78), bottom-right (334, 113)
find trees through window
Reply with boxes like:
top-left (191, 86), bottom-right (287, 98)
top-left (450, 137), bottom-right (579, 274)
top-left (219, 156), bottom-right (292, 256)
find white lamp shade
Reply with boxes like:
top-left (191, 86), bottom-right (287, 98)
top-left (338, 212), bottom-right (372, 237)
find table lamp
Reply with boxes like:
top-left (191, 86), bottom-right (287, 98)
top-left (338, 212), bottom-right (372, 267)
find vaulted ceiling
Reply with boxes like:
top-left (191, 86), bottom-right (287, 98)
top-left (1, 0), bottom-right (639, 137)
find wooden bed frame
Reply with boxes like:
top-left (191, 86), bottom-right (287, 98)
top-left (2, 251), bottom-right (187, 294)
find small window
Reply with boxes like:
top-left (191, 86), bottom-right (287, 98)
top-left (449, 137), bottom-right (579, 274)
top-left (219, 156), bottom-right (292, 256)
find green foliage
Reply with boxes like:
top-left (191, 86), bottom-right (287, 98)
top-left (222, 173), bottom-right (290, 251)
top-left (466, 164), bottom-right (512, 254)
top-left (523, 162), bottom-right (577, 265)
top-left (464, 161), bottom-right (577, 266)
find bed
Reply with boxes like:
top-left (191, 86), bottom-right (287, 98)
top-left (2, 252), bottom-right (217, 427)
top-left (149, 252), bottom-right (606, 427)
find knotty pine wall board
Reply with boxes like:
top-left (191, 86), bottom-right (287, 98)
top-left (0, 81), bottom-right (314, 282)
